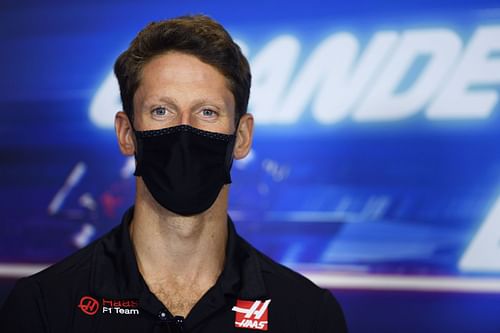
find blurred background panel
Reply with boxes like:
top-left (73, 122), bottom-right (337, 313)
top-left (1, 0), bottom-right (500, 332)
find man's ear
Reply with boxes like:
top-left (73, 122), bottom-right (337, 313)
top-left (115, 111), bottom-right (136, 156)
top-left (233, 113), bottom-right (254, 160)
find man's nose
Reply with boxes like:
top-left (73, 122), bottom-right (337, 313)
top-left (179, 111), bottom-right (192, 127)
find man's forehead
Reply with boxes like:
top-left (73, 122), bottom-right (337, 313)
top-left (134, 52), bottom-right (235, 106)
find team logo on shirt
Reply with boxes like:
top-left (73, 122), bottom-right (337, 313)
top-left (232, 299), bottom-right (271, 331)
top-left (77, 296), bottom-right (140, 316)
top-left (78, 296), bottom-right (100, 315)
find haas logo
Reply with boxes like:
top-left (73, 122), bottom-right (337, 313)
top-left (232, 299), bottom-right (271, 331)
top-left (78, 296), bottom-right (99, 315)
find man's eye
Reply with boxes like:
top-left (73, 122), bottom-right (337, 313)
top-left (201, 109), bottom-right (216, 117)
top-left (152, 107), bottom-right (166, 116)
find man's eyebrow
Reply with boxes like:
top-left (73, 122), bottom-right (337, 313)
top-left (190, 97), bottom-right (226, 110)
top-left (140, 96), bottom-right (229, 112)
top-left (141, 96), bottom-right (178, 110)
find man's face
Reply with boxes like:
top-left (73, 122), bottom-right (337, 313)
top-left (132, 51), bottom-right (236, 134)
top-left (114, 50), bottom-right (253, 166)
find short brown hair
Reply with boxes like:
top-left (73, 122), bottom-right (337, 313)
top-left (114, 15), bottom-right (251, 125)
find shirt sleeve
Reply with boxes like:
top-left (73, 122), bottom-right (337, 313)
top-left (314, 289), bottom-right (348, 333)
top-left (0, 277), bottom-right (48, 333)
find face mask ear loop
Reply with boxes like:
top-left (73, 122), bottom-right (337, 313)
top-left (224, 116), bottom-right (242, 173)
top-left (129, 116), bottom-right (143, 177)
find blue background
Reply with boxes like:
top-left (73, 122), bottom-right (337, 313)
top-left (1, 0), bottom-right (500, 332)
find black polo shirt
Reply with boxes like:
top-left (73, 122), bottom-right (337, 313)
top-left (0, 207), bottom-right (347, 332)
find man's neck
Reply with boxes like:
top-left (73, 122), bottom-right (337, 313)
top-left (129, 183), bottom-right (229, 315)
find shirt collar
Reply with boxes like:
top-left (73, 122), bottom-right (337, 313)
top-left (222, 219), bottom-right (267, 299)
top-left (90, 206), bottom-right (143, 298)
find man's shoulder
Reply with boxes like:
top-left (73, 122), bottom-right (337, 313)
top-left (33, 241), bottom-right (94, 281)
top-left (0, 225), bottom-right (124, 333)
top-left (240, 237), bottom-right (328, 299)
top-left (238, 238), bottom-right (347, 331)
top-left (28, 224), bottom-right (119, 288)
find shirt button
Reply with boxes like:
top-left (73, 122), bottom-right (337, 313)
top-left (158, 310), bottom-right (168, 321)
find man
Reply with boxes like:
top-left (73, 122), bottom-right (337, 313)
top-left (0, 15), bottom-right (347, 332)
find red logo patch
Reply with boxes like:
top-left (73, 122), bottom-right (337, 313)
top-left (78, 296), bottom-right (99, 315)
top-left (232, 299), bottom-right (271, 331)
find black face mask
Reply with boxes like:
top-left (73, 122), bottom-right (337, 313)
top-left (133, 125), bottom-right (236, 216)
